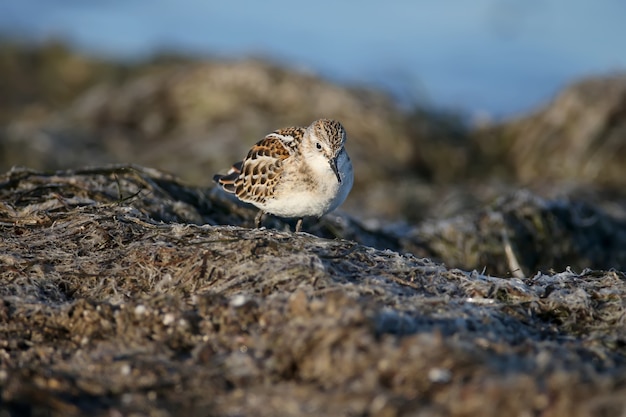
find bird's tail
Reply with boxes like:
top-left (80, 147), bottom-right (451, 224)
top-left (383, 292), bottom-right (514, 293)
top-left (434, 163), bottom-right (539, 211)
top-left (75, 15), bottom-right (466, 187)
top-left (213, 161), bottom-right (243, 194)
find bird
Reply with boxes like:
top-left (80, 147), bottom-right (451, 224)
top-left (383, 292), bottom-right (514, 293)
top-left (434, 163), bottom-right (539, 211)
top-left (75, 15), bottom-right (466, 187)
top-left (213, 119), bottom-right (353, 232)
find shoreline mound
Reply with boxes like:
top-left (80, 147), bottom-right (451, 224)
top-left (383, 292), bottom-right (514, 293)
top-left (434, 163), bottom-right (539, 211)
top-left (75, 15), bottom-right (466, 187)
top-left (473, 73), bottom-right (626, 186)
top-left (3, 41), bottom-right (626, 223)
top-left (1, 166), bottom-right (625, 416)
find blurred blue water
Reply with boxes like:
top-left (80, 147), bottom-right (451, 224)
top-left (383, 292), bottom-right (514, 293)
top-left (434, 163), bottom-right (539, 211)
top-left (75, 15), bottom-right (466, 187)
top-left (1, 0), bottom-right (625, 118)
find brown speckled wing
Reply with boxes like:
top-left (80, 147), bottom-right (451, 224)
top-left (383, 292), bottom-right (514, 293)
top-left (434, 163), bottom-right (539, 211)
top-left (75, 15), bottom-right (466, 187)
top-left (214, 134), bottom-right (295, 205)
top-left (214, 127), bottom-right (305, 203)
top-left (271, 127), bottom-right (305, 152)
top-left (233, 135), bottom-right (295, 204)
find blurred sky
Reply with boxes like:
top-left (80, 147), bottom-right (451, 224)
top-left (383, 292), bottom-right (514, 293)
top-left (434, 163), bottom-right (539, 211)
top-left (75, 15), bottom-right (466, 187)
top-left (1, 0), bottom-right (625, 118)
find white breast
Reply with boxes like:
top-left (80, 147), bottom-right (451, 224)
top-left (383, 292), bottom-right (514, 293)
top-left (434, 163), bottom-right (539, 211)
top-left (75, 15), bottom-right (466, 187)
top-left (259, 148), bottom-right (353, 218)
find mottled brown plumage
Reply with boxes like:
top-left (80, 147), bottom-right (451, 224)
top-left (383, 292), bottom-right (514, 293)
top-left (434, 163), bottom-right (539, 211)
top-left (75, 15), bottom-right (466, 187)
top-left (214, 119), bottom-right (353, 232)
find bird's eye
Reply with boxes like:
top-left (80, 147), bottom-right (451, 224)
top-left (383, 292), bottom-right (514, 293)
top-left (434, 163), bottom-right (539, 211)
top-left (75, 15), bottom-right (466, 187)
top-left (315, 142), bottom-right (322, 150)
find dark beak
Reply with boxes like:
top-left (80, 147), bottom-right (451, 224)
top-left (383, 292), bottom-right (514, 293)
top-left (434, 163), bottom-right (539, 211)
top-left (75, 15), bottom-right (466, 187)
top-left (329, 157), bottom-right (341, 183)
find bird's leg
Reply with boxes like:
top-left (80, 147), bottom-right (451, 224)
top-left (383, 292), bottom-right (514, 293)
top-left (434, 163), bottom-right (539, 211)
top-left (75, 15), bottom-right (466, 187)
top-left (295, 218), bottom-right (303, 233)
top-left (254, 210), bottom-right (265, 228)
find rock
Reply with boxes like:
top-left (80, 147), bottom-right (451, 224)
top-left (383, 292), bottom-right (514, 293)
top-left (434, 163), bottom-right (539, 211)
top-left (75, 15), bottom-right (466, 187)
top-left (474, 74), bottom-right (626, 186)
top-left (4, 43), bottom-right (626, 225)
top-left (400, 190), bottom-right (626, 276)
top-left (0, 42), bottom-right (468, 221)
top-left (0, 165), bottom-right (625, 416)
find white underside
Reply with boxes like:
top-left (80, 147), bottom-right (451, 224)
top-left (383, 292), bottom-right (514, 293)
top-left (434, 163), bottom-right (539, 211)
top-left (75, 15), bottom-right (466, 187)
top-left (258, 150), bottom-right (353, 218)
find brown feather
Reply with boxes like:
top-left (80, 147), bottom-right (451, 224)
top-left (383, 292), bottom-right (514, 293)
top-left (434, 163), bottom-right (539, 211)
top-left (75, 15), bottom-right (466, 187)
top-left (214, 133), bottom-right (297, 202)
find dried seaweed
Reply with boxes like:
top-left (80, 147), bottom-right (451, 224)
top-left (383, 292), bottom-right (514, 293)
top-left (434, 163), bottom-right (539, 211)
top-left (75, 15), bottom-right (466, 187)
top-left (1, 166), bottom-right (625, 416)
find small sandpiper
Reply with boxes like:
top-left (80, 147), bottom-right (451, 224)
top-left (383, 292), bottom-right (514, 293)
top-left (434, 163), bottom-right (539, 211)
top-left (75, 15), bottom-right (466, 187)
top-left (213, 119), bottom-right (353, 232)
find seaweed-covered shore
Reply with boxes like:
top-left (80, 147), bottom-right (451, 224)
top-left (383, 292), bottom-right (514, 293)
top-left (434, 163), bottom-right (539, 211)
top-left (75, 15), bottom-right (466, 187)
top-left (1, 42), bottom-right (626, 416)
top-left (1, 166), bottom-right (625, 417)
